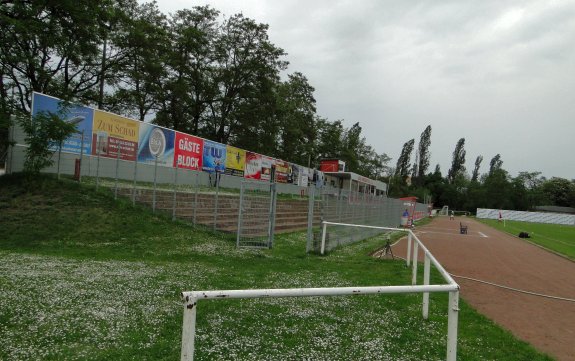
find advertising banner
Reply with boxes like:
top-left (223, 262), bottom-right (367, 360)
top-left (174, 132), bottom-right (203, 170)
top-left (261, 156), bottom-right (273, 182)
top-left (300, 167), bottom-right (310, 187)
top-left (288, 163), bottom-right (300, 184)
top-left (225, 145), bottom-right (246, 177)
top-left (92, 110), bottom-right (140, 161)
top-left (202, 140), bottom-right (226, 173)
top-left (245, 152), bottom-right (262, 180)
top-left (137, 123), bottom-right (175, 167)
top-left (275, 159), bottom-right (289, 183)
top-left (31, 92), bottom-right (94, 154)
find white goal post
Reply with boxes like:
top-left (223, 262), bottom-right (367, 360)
top-left (181, 223), bottom-right (460, 361)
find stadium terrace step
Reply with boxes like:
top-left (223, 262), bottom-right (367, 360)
top-left (113, 186), bottom-right (321, 234)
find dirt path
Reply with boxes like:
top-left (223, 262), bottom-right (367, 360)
top-left (392, 217), bottom-right (575, 361)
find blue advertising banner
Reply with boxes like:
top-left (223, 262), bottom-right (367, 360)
top-left (137, 123), bottom-right (175, 167)
top-left (202, 140), bottom-right (226, 173)
top-left (31, 92), bottom-right (94, 154)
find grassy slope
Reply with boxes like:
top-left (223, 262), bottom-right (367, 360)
top-left (479, 219), bottom-right (575, 260)
top-left (0, 175), bottom-right (553, 360)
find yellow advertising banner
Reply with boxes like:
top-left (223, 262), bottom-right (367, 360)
top-left (92, 110), bottom-right (140, 160)
top-left (225, 145), bottom-right (246, 177)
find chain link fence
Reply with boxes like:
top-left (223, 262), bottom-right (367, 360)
top-left (309, 186), bottom-right (408, 253)
top-left (6, 124), bottom-right (429, 254)
top-left (237, 181), bottom-right (277, 248)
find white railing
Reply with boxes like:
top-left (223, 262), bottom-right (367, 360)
top-left (181, 222), bottom-right (460, 361)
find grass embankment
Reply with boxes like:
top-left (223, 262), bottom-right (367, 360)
top-left (0, 174), bottom-right (554, 360)
top-left (480, 219), bottom-right (575, 260)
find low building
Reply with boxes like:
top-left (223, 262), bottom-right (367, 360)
top-left (319, 159), bottom-right (387, 196)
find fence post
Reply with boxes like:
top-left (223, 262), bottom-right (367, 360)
top-left (446, 291), bottom-right (460, 361)
top-left (411, 240), bottom-right (419, 285)
top-left (337, 188), bottom-right (342, 223)
top-left (132, 157), bottom-right (138, 206)
top-left (78, 131), bottom-right (84, 183)
top-left (87, 148), bottom-right (92, 178)
top-left (95, 139), bottom-right (101, 191)
top-left (237, 182), bottom-right (245, 248)
top-left (268, 183), bottom-right (277, 249)
top-left (213, 173), bottom-right (220, 232)
top-left (193, 172), bottom-right (199, 226)
top-left (320, 221), bottom-right (327, 255)
top-left (172, 165), bottom-right (179, 221)
top-left (153, 155), bottom-right (158, 213)
top-left (114, 144), bottom-right (121, 200)
top-left (423, 254), bottom-right (431, 319)
top-left (181, 296), bottom-right (198, 361)
top-left (57, 140), bottom-right (62, 180)
top-left (6, 123), bottom-right (15, 174)
top-left (306, 186), bottom-right (315, 253)
top-left (406, 232), bottom-right (412, 267)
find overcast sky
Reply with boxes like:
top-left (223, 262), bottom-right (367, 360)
top-left (150, 0), bottom-right (575, 180)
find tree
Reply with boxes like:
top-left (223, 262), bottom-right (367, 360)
top-left (395, 139), bottom-right (415, 182)
top-left (515, 171), bottom-right (546, 210)
top-left (19, 105), bottom-right (77, 175)
top-left (541, 177), bottom-right (575, 207)
top-left (340, 122), bottom-right (364, 173)
top-left (106, 1), bottom-right (169, 121)
top-left (0, 0), bottom-right (119, 111)
top-left (489, 154), bottom-right (503, 175)
top-left (275, 72), bottom-right (317, 165)
top-left (447, 138), bottom-right (466, 183)
top-left (415, 125), bottom-right (432, 184)
top-left (316, 119), bottom-right (344, 163)
top-left (0, 70), bottom-right (15, 163)
top-left (483, 168), bottom-right (513, 209)
top-left (471, 155), bottom-right (483, 182)
top-left (153, 6), bottom-right (221, 133)
top-left (206, 13), bottom-right (287, 144)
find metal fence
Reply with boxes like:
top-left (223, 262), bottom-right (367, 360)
top-left (309, 186), bottom-right (408, 253)
top-left (237, 181), bottom-right (277, 248)
top-left (6, 124), bottom-right (431, 252)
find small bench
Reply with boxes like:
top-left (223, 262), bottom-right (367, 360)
top-left (460, 222), bottom-right (468, 234)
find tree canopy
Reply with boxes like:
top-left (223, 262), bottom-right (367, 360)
top-left (0, 1), bottom-right (390, 175)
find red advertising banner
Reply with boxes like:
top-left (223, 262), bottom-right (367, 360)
top-left (245, 152), bottom-right (262, 180)
top-left (174, 132), bottom-right (203, 170)
top-left (320, 159), bottom-right (339, 172)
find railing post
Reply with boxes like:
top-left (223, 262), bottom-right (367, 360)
top-left (181, 296), bottom-right (198, 361)
top-left (57, 140), bottom-right (62, 180)
top-left (320, 221), bottom-right (327, 255)
top-left (172, 165), bottom-right (178, 221)
top-left (95, 139), bottom-right (101, 190)
top-left (153, 155), bottom-right (158, 213)
top-left (237, 182), bottom-right (245, 248)
top-left (213, 172), bottom-right (220, 232)
top-left (447, 290), bottom-right (460, 361)
top-left (411, 240), bottom-right (419, 285)
top-left (306, 186), bottom-right (315, 253)
top-left (406, 232), bottom-right (412, 267)
top-left (268, 183), bottom-right (277, 249)
top-left (114, 144), bottom-right (121, 200)
top-left (193, 172), bottom-right (199, 226)
top-left (78, 131), bottom-right (84, 183)
top-left (423, 254), bottom-right (431, 319)
top-left (132, 157), bottom-right (138, 206)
